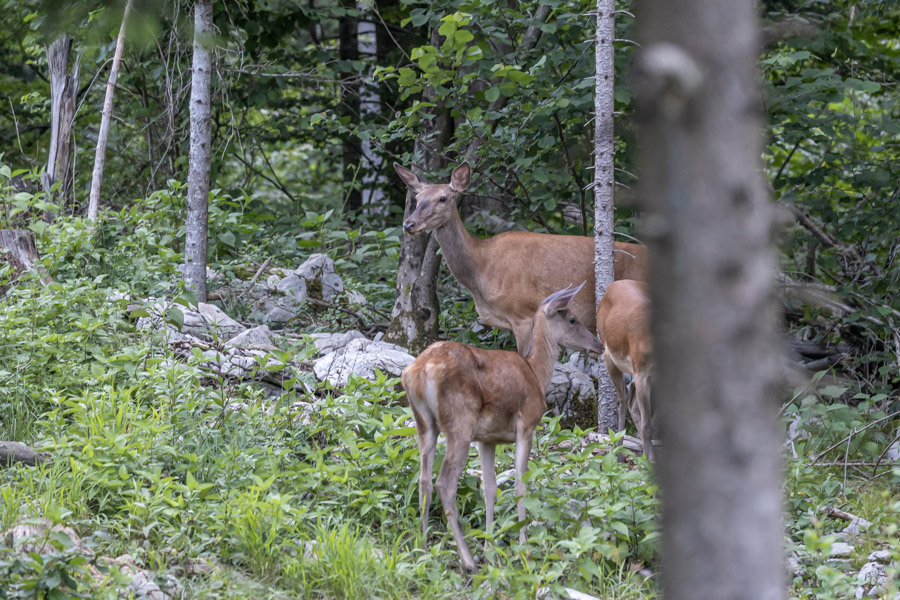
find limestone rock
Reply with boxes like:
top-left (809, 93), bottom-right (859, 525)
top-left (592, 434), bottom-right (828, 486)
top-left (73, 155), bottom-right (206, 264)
top-left (225, 325), bottom-right (275, 349)
top-left (295, 253), bottom-right (343, 301)
top-left (829, 541), bottom-right (855, 557)
top-left (308, 330), bottom-right (366, 356)
top-left (546, 362), bottom-right (598, 430)
top-left (313, 338), bottom-right (414, 387)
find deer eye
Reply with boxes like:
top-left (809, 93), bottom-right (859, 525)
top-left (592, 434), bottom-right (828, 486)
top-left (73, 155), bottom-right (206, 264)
top-left (439, 196), bottom-right (447, 203)
top-left (569, 317), bottom-right (576, 324)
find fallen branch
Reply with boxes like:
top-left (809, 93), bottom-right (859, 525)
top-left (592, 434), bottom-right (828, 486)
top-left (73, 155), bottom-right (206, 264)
top-left (0, 442), bottom-right (50, 467)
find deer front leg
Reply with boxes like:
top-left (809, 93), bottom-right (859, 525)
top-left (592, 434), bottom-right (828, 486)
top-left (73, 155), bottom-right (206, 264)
top-left (436, 437), bottom-right (478, 573)
top-left (513, 426), bottom-right (536, 545)
top-left (477, 442), bottom-right (497, 552)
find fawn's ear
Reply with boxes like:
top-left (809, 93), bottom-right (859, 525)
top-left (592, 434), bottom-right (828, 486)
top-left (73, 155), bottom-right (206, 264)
top-left (394, 163), bottom-right (427, 193)
top-left (449, 162), bottom-right (471, 193)
top-left (543, 281), bottom-right (586, 314)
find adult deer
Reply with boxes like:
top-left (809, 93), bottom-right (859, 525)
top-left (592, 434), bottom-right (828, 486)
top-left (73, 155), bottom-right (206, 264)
top-left (595, 279), bottom-right (655, 461)
top-left (394, 162), bottom-right (647, 352)
top-left (402, 283), bottom-right (604, 572)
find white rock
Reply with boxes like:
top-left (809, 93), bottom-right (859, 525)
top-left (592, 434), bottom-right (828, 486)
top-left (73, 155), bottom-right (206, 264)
top-left (563, 588), bottom-right (601, 600)
top-left (276, 274), bottom-right (308, 303)
top-left (313, 338), bottom-right (414, 387)
top-left (842, 516), bottom-right (872, 536)
top-left (829, 541), bottom-right (855, 557)
top-left (885, 440), bottom-right (900, 462)
top-left (137, 301), bottom-right (246, 342)
top-left (345, 289), bottom-right (367, 305)
top-left (546, 362), bottom-right (598, 429)
top-left (224, 325), bottom-right (275, 349)
top-left (308, 330), bottom-right (366, 356)
top-left (868, 549), bottom-right (893, 563)
top-left (263, 305), bottom-right (295, 324)
top-left (295, 253), bottom-right (344, 301)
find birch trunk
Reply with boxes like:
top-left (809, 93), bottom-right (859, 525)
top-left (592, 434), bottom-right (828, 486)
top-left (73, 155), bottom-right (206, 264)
top-left (635, 0), bottom-right (784, 598)
top-left (357, 6), bottom-right (387, 217)
top-left (183, 0), bottom-right (214, 303)
top-left (43, 36), bottom-right (79, 217)
top-left (592, 0), bottom-right (619, 432)
top-left (339, 0), bottom-right (362, 216)
top-left (87, 0), bottom-right (133, 222)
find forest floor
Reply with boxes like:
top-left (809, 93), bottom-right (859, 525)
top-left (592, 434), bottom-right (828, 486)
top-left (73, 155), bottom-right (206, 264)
top-left (1, 214), bottom-right (898, 599)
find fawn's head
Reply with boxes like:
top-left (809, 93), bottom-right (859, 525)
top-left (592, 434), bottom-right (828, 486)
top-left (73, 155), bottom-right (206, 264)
top-left (526, 282), bottom-right (605, 357)
top-left (394, 162), bottom-right (470, 235)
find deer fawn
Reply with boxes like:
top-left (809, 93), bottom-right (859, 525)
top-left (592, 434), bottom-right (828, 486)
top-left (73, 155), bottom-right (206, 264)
top-left (596, 279), bottom-right (655, 461)
top-left (394, 162), bottom-right (647, 352)
top-left (402, 283), bottom-right (604, 572)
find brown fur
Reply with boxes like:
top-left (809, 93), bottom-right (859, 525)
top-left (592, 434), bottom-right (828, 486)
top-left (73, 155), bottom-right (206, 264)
top-left (402, 285), bottom-right (604, 572)
top-left (596, 279), bottom-right (655, 460)
top-left (395, 162), bottom-right (647, 351)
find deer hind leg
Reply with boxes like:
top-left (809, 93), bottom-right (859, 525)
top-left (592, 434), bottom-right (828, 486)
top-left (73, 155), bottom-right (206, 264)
top-left (477, 442), bottom-right (497, 552)
top-left (513, 424), bottom-right (536, 545)
top-left (416, 424), bottom-right (438, 539)
top-left (436, 436), bottom-right (478, 573)
top-left (633, 372), bottom-right (654, 461)
top-left (604, 354), bottom-right (630, 431)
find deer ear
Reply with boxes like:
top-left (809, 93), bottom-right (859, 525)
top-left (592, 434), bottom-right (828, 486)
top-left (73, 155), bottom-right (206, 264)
top-left (449, 162), bottom-right (471, 193)
top-left (543, 281), bottom-right (586, 314)
top-left (394, 163), bottom-right (426, 193)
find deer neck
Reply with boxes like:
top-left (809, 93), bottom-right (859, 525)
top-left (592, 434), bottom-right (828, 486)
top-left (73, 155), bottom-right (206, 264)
top-left (524, 318), bottom-right (560, 394)
top-left (433, 209), bottom-right (483, 295)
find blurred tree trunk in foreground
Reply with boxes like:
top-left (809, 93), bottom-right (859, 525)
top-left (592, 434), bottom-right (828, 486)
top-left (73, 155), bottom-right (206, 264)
top-left (635, 0), bottom-right (785, 598)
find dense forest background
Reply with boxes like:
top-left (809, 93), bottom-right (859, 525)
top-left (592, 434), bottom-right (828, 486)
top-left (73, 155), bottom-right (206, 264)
top-left (0, 0), bottom-right (898, 598)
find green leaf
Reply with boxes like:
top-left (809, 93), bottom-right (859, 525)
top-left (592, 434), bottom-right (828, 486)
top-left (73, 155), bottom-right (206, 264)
top-left (485, 86), bottom-right (500, 103)
top-left (166, 306), bottom-right (184, 330)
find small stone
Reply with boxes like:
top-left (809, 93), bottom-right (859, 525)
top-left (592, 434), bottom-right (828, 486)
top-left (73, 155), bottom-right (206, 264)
top-left (546, 362), bottom-right (598, 430)
top-left (224, 325), bottom-right (274, 349)
top-left (308, 330), bottom-right (365, 356)
top-left (829, 541), bottom-right (855, 557)
top-left (264, 306), bottom-right (295, 324)
top-left (868, 549), bottom-right (893, 563)
top-left (842, 516), bottom-right (872, 536)
top-left (276, 274), bottom-right (309, 303)
top-left (313, 338), bottom-right (414, 387)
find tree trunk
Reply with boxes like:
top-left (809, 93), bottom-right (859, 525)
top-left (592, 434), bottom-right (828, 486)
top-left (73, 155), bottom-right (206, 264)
top-left (384, 31), bottom-right (448, 353)
top-left (592, 0), bottom-right (619, 433)
top-left (0, 229), bottom-right (52, 286)
top-left (0, 442), bottom-right (50, 467)
top-left (183, 0), bottom-right (214, 303)
top-left (87, 0), bottom-right (133, 222)
top-left (339, 0), bottom-right (362, 216)
top-left (635, 0), bottom-right (784, 598)
top-left (43, 36), bottom-right (80, 218)
top-left (357, 5), bottom-right (388, 218)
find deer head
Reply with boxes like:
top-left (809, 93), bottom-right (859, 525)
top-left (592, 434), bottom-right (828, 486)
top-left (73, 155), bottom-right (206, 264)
top-left (526, 282), bottom-right (605, 358)
top-left (394, 162), bottom-right (471, 234)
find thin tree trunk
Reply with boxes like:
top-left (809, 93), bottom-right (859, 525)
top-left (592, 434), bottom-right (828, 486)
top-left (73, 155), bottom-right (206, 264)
top-left (43, 35), bottom-right (80, 218)
top-left (87, 0), bottom-right (133, 222)
top-left (339, 0), bottom-right (362, 216)
top-left (183, 0), bottom-right (214, 302)
top-left (357, 5), bottom-right (388, 218)
top-left (0, 229), bottom-right (52, 286)
top-left (635, 0), bottom-right (784, 598)
top-left (593, 0), bottom-right (619, 432)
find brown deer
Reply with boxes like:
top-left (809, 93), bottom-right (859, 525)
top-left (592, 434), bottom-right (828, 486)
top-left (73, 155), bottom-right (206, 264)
top-left (595, 279), bottom-right (655, 461)
top-left (394, 162), bottom-right (647, 352)
top-left (402, 283), bottom-right (604, 572)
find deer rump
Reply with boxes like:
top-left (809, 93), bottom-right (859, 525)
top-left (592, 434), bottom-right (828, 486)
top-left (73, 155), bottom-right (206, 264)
top-left (403, 342), bottom-right (545, 445)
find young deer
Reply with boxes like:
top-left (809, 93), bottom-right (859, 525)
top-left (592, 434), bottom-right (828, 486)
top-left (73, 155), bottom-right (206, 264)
top-left (394, 162), bottom-right (647, 352)
top-left (595, 279), bottom-right (655, 461)
top-left (402, 283), bottom-right (604, 573)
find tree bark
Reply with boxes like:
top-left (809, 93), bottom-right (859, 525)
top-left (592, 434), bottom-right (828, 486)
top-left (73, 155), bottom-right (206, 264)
top-left (635, 0), bottom-right (784, 598)
top-left (43, 35), bottom-right (80, 218)
top-left (183, 0), bottom-right (214, 303)
top-left (592, 0), bottom-right (619, 432)
top-left (384, 30), bottom-right (448, 353)
top-left (339, 0), bottom-right (362, 216)
top-left (357, 5), bottom-right (388, 218)
top-left (0, 229), bottom-right (52, 286)
top-left (0, 442), bottom-right (50, 467)
top-left (87, 0), bottom-right (133, 222)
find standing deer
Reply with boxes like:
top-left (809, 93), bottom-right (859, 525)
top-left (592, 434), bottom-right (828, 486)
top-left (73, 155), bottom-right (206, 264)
top-left (402, 283), bottom-right (604, 572)
top-left (595, 279), bottom-right (655, 460)
top-left (394, 162), bottom-right (647, 352)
